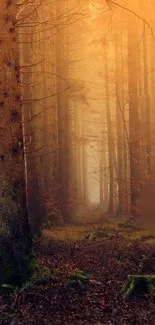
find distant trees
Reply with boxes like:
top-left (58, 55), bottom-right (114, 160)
top-left (85, 0), bottom-right (154, 218)
top-left (2, 0), bottom-right (154, 236)
top-left (19, 1), bottom-right (65, 230)
top-left (18, 0), bottom-right (88, 227)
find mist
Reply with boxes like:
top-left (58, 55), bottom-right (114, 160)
top-left (2, 0), bottom-right (155, 322)
top-left (1, 0), bottom-right (155, 229)
top-left (17, 0), bottom-right (155, 228)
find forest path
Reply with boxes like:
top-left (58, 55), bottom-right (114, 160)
top-left (42, 216), bottom-right (155, 245)
top-left (1, 220), bottom-right (155, 325)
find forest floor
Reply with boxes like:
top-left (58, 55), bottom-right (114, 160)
top-left (1, 216), bottom-right (155, 325)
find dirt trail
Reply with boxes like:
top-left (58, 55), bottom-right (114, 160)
top-left (1, 223), bottom-right (155, 325)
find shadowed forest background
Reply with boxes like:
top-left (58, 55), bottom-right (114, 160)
top-left (20, 0), bottom-right (155, 231)
top-left (2, 0), bottom-right (155, 324)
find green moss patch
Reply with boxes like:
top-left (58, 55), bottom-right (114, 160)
top-left (118, 222), bottom-right (137, 230)
top-left (0, 241), bottom-right (39, 286)
top-left (85, 231), bottom-right (111, 241)
top-left (42, 223), bottom-right (113, 242)
top-left (143, 239), bottom-right (155, 245)
top-left (122, 275), bottom-right (155, 298)
top-left (0, 284), bottom-right (16, 294)
top-left (85, 232), bottom-right (97, 241)
top-left (67, 270), bottom-right (90, 289)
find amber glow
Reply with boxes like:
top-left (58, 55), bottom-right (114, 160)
top-left (16, 0), bottom-right (155, 224)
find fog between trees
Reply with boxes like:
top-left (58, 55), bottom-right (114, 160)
top-left (1, 0), bottom-right (155, 235)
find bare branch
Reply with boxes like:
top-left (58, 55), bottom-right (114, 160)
top-left (21, 85), bottom-right (72, 104)
top-left (106, 0), bottom-right (155, 42)
top-left (21, 103), bottom-right (57, 124)
top-left (25, 144), bottom-right (45, 155)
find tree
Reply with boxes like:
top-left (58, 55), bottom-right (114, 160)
top-left (56, 0), bottom-right (70, 221)
top-left (115, 34), bottom-right (124, 215)
top-left (0, 0), bottom-right (33, 285)
top-left (128, 15), bottom-right (141, 216)
top-left (142, 26), bottom-right (151, 176)
top-left (18, 5), bottom-right (45, 234)
top-left (104, 39), bottom-right (114, 213)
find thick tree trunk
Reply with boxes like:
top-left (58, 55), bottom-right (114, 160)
top-left (0, 0), bottom-right (32, 285)
top-left (19, 10), bottom-right (45, 235)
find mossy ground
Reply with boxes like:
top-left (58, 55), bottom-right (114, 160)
top-left (42, 216), bottom-right (154, 245)
top-left (1, 216), bottom-right (155, 324)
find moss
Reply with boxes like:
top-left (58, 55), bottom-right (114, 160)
top-left (122, 275), bottom-right (155, 298)
top-left (85, 231), bottom-right (111, 241)
top-left (43, 226), bottom-right (89, 241)
top-left (0, 243), bottom-right (39, 286)
top-left (0, 181), bottom-right (24, 237)
top-left (0, 250), bottom-right (14, 284)
top-left (85, 232), bottom-right (97, 241)
top-left (144, 239), bottom-right (155, 245)
top-left (25, 249), bottom-right (40, 277)
top-left (0, 284), bottom-right (16, 294)
top-left (42, 223), bottom-right (152, 243)
top-left (96, 231), bottom-right (111, 238)
top-left (71, 270), bottom-right (89, 281)
top-left (67, 270), bottom-right (89, 289)
top-left (118, 222), bottom-right (137, 230)
top-left (120, 229), bottom-right (150, 241)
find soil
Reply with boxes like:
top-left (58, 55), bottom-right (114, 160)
top-left (1, 222), bottom-right (155, 325)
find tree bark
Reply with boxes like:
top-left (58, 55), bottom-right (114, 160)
top-left (0, 0), bottom-right (32, 285)
top-left (128, 19), bottom-right (141, 216)
top-left (115, 36), bottom-right (124, 215)
top-left (56, 0), bottom-right (69, 222)
top-left (104, 40), bottom-right (114, 213)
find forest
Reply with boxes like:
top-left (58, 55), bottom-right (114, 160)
top-left (1, 0), bottom-right (155, 324)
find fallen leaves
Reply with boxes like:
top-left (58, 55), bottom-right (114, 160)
top-left (1, 229), bottom-right (155, 324)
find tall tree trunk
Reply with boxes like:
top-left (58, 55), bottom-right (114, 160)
top-left (120, 35), bottom-right (129, 214)
top-left (137, 29), bottom-right (145, 181)
top-left (0, 1), bottom-right (32, 285)
top-left (115, 37), bottom-right (124, 215)
top-left (56, 0), bottom-right (69, 221)
top-left (143, 28), bottom-right (151, 176)
top-left (128, 21), bottom-right (141, 216)
top-left (104, 40), bottom-right (114, 213)
top-left (82, 107), bottom-right (88, 206)
top-left (39, 4), bottom-right (62, 225)
top-left (150, 35), bottom-right (155, 169)
top-left (99, 129), bottom-right (104, 210)
top-left (19, 9), bottom-right (44, 234)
